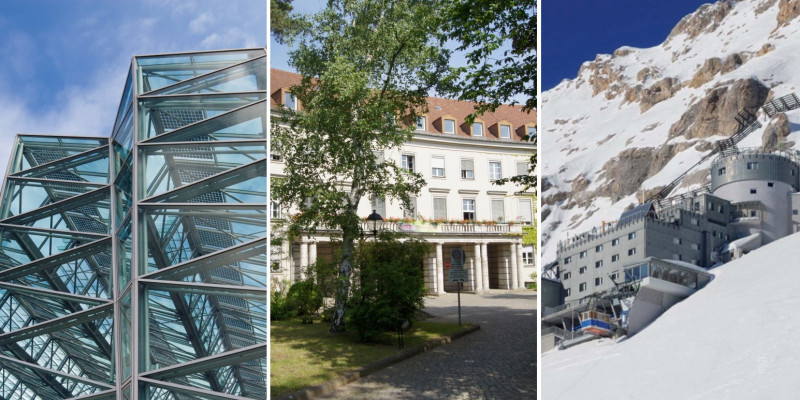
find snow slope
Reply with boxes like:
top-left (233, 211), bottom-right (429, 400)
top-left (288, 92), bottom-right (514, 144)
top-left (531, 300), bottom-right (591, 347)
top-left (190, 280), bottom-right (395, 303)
top-left (542, 231), bottom-right (800, 400)
top-left (541, 0), bottom-right (800, 262)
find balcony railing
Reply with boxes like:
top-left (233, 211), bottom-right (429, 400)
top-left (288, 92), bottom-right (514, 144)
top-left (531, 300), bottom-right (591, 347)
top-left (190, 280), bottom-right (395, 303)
top-left (365, 220), bottom-right (524, 235)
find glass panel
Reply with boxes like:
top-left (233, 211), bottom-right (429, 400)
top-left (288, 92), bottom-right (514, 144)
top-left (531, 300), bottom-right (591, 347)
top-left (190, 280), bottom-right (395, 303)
top-left (146, 56), bottom-right (266, 96)
top-left (138, 93), bottom-right (266, 140)
top-left (137, 49), bottom-right (265, 93)
top-left (144, 100), bottom-right (267, 143)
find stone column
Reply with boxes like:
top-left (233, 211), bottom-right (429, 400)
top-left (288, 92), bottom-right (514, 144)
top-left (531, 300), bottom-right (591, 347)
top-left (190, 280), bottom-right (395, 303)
top-left (309, 241), bottom-right (318, 266)
top-left (481, 242), bottom-right (490, 291)
top-left (299, 240), bottom-right (308, 281)
top-left (517, 242), bottom-right (527, 289)
top-left (510, 242), bottom-right (519, 290)
top-left (435, 242), bottom-right (445, 294)
top-left (473, 243), bottom-right (483, 293)
top-left (429, 254), bottom-right (438, 294)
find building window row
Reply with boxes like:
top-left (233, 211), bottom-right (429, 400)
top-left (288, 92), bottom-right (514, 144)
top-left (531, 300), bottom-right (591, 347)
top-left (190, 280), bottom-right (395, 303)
top-left (414, 115), bottom-right (533, 139)
top-left (399, 155), bottom-right (522, 182)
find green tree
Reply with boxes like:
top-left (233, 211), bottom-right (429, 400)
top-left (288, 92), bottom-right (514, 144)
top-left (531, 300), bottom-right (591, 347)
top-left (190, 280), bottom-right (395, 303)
top-left (349, 234), bottom-right (428, 342)
top-left (270, 0), bottom-right (296, 44)
top-left (443, 0), bottom-right (537, 191)
top-left (443, 0), bottom-right (537, 113)
top-left (272, 0), bottom-right (451, 332)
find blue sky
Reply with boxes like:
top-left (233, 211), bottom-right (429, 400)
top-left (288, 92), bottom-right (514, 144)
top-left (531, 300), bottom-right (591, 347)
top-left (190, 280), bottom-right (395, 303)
top-left (542, 0), bottom-right (709, 91)
top-left (0, 0), bottom-right (265, 174)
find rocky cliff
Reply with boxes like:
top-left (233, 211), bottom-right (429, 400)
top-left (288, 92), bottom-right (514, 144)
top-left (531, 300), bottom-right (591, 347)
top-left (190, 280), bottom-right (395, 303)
top-left (542, 0), bottom-right (800, 261)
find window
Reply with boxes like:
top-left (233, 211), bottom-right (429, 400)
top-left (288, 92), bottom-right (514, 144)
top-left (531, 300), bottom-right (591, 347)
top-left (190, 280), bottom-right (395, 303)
top-left (708, 202), bottom-right (714, 211)
top-left (489, 161), bottom-right (502, 180)
top-left (565, 288), bottom-right (571, 297)
top-left (595, 260), bottom-right (603, 268)
top-left (491, 199), bottom-right (505, 221)
top-left (270, 151), bottom-right (282, 161)
top-left (373, 150), bottom-right (385, 164)
top-left (628, 248), bottom-right (636, 256)
top-left (794, 209), bottom-right (799, 216)
top-left (579, 251), bottom-right (587, 259)
top-left (527, 126), bottom-right (537, 138)
top-left (746, 161), bottom-right (759, 170)
top-left (612, 238), bottom-right (619, 246)
top-left (628, 232), bottom-right (636, 240)
top-left (750, 210), bottom-right (757, 217)
top-left (691, 218), bottom-right (698, 225)
top-left (404, 196), bottom-right (417, 219)
top-left (444, 118), bottom-right (456, 134)
top-left (431, 156), bottom-right (445, 177)
top-left (673, 254), bottom-right (682, 261)
top-left (461, 159), bottom-right (474, 179)
top-left (612, 254), bottom-right (619, 262)
top-left (563, 272), bottom-right (571, 280)
top-left (718, 167), bottom-right (726, 176)
top-left (596, 244), bottom-right (603, 252)
top-left (611, 271), bottom-right (620, 281)
top-left (518, 199), bottom-right (533, 224)
top-left (750, 188), bottom-right (757, 194)
top-left (284, 92), bottom-right (297, 109)
top-left (579, 282), bottom-right (586, 292)
top-left (564, 256), bottom-right (572, 264)
top-left (673, 238), bottom-right (682, 245)
top-left (416, 116), bottom-right (426, 131)
top-left (402, 154), bottom-right (415, 172)
top-left (516, 162), bottom-right (528, 176)
top-left (579, 266), bottom-right (587, 274)
top-left (433, 197), bottom-right (447, 220)
top-left (270, 202), bottom-right (281, 219)
top-left (500, 124), bottom-right (511, 138)
top-left (462, 199), bottom-right (476, 220)
top-left (472, 122), bottom-right (484, 136)
top-left (595, 277), bottom-right (603, 286)
top-left (371, 196), bottom-right (386, 217)
top-left (691, 243), bottom-right (699, 250)
top-left (768, 182), bottom-right (774, 187)
top-left (522, 251), bottom-right (534, 265)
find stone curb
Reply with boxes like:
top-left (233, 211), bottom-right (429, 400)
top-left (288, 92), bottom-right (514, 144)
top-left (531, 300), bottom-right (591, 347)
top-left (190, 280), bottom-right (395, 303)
top-left (277, 324), bottom-right (481, 400)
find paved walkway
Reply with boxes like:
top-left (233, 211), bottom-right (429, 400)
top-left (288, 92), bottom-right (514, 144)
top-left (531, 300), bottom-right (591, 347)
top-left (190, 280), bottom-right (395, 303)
top-left (316, 290), bottom-right (537, 399)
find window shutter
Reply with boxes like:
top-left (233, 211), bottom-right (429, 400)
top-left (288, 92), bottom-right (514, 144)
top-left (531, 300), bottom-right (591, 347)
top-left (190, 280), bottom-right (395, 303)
top-left (461, 159), bottom-right (473, 171)
top-left (517, 162), bottom-right (528, 176)
top-left (518, 199), bottom-right (532, 223)
top-left (492, 199), bottom-right (505, 221)
top-left (431, 157), bottom-right (444, 169)
top-left (433, 198), bottom-right (447, 219)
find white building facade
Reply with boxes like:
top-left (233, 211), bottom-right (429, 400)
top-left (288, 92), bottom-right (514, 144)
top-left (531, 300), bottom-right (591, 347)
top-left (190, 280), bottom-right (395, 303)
top-left (270, 69), bottom-right (536, 294)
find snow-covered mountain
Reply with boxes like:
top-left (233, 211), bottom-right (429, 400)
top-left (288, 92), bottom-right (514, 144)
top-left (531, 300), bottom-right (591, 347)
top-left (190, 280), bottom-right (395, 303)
top-left (541, 0), bottom-right (800, 262)
top-left (542, 229), bottom-right (800, 400)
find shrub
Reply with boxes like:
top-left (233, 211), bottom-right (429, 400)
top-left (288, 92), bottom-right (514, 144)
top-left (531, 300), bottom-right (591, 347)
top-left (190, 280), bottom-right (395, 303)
top-left (270, 288), bottom-right (295, 321)
top-left (286, 280), bottom-right (323, 324)
top-left (348, 234), bottom-right (428, 342)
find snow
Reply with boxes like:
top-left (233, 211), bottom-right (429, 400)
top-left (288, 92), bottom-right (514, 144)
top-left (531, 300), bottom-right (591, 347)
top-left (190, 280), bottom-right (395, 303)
top-left (542, 232), bottom-right (800, 400)
top-left (541, 0), bottom-right (800, 262)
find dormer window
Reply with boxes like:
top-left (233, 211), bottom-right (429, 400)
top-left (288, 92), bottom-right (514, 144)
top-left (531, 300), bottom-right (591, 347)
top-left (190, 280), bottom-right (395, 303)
top-left (284, 92), bottom-right (297, 110)
top-left (527, 126), bottom-right (537, 138)
top-left (416, 116), bottom-right (426, 131)
top-left (500, 124), bottom-right (511, 139)
top-left (472, 121), bottom-right (484, 136)
top-left (444, 118), bottom-right (456, 134)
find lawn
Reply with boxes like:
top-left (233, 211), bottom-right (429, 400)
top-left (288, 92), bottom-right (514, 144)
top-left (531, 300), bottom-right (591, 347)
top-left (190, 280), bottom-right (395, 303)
top-left (270, 319), bottom-right (469, 397)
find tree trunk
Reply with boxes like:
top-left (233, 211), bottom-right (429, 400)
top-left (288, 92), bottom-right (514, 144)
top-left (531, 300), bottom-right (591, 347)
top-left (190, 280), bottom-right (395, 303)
top-left (330, 223), bottom-right (357, 332)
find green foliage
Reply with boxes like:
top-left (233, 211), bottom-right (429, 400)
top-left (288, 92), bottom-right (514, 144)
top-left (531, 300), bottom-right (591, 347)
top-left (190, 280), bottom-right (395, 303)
top-left (348, 235), bottom-right (428, 342)
top-left (527, 271), bottom-right (537, 290)
top-left (522, 220), bottom-right (536, 246)
top-left (270, 287), bottom-right (295, 321)
top-left (442, 0), bottom-right (537, 114)
top-left (272, 0), bottom-right (452, 332)
top-left (286, 280), bottom-right (324, 324)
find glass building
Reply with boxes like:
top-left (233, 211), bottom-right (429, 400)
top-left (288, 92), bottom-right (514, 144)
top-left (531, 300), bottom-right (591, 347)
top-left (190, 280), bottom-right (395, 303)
top-left (0, 48), bottom-right (266, 398)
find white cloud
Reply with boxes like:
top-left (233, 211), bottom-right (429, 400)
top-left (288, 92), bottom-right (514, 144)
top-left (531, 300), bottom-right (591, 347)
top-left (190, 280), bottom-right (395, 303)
top-left (189, 12), bottom-right (214, 34)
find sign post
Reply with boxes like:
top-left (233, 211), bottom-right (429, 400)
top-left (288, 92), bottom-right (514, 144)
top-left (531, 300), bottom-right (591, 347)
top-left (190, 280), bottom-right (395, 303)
top-left (448, 248), bottom-right (468, 325)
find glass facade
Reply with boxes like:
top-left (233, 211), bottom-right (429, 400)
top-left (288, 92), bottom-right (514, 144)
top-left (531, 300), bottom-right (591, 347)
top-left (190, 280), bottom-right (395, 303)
top-left (0, 48), bottom-right (266, 398)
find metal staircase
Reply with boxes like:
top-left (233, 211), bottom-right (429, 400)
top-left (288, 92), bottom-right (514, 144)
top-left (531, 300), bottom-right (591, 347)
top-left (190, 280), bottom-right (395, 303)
top-left (763, 93), bottom-right (800, 117)
top-left (646, 108), bottom-right (762, 208)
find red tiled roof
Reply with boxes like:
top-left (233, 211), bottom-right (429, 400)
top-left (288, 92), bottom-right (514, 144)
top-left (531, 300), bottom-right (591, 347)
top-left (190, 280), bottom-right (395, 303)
top-left (270, 68), bottom-right (536, 142)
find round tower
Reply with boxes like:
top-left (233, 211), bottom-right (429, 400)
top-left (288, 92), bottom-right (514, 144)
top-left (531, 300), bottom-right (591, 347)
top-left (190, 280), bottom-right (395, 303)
top-left (711, 150), bottom-right (799, 244)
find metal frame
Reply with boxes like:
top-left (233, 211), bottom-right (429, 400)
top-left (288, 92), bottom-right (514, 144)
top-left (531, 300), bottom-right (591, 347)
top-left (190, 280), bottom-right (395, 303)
top-left (0, 48), bottom-right (267, 399)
